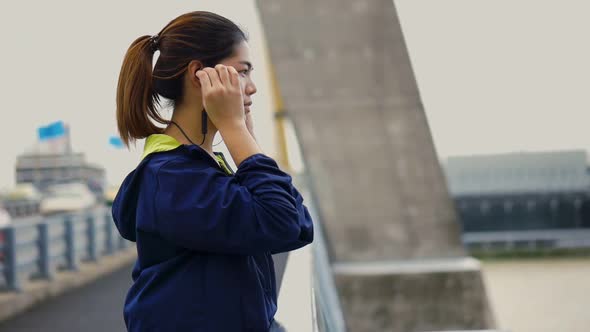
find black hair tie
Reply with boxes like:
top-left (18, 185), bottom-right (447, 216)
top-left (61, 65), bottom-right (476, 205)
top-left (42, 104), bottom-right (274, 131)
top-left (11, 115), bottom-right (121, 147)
top-left (149, 34), bottom-right (160, 52)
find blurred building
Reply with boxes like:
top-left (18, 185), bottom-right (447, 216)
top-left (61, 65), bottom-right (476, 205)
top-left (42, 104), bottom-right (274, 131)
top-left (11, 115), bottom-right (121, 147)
top-left (15, 121), bottom-right (106, 199)
top-left (0, 183), bottom-right (42, 218)
top-left (443, 150), bottom-right (590, 233)
top-left (15, 148), bottom-right (106, 200)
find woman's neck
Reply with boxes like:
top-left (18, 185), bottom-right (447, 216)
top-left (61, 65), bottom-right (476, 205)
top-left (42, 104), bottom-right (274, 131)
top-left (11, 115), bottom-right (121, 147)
top-left (163, 106), bottom-right (217, 157)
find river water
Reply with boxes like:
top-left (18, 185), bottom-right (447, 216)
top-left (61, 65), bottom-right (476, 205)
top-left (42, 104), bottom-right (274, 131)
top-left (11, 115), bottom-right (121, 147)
top-left (481, 257), bottom-right (590, 332)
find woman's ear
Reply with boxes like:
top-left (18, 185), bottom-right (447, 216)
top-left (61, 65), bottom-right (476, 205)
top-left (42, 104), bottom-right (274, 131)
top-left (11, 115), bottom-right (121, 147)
top-left (187, 60), bottom-right (204, 87)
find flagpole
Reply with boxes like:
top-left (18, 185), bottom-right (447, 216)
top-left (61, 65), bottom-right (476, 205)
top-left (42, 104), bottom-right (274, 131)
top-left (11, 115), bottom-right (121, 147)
top-left (35, 138), bottom-right (41, 189)
top-left (65, 123), bottom-right (72, 154)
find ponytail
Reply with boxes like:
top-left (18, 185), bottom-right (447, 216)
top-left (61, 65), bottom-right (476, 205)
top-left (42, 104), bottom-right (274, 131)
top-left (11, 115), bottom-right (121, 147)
top-left (116, 35), bottom-right (166, 148)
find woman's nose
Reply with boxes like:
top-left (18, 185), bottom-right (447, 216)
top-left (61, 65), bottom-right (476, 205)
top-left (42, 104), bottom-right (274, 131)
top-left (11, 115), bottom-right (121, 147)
top-left (245, 81), bottom-right (257, 96)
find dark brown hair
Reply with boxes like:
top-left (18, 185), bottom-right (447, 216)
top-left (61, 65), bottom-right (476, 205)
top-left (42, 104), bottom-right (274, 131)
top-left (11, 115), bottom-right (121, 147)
top-left (116, 11), bottom-right (248, 148)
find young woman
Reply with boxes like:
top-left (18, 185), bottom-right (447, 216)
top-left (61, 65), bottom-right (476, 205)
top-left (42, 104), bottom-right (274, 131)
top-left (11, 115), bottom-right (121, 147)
top-left (112, 11), bottom-right (314, 331)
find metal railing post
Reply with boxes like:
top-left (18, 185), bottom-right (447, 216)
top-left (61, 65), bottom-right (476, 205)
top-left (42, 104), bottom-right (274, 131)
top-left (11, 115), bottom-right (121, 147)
top-left (64, 215), bottom-right (79, 271)
top-left (87, 212), bottom-right (98, 261)
top-left (4, 227), bottom-right (22, 291)
top-left (104, 210), bottom-right (115, 255)
top-left (119, 232), bottom-right (127, 250)
top-left (37, 223), bottom-right (54, 280)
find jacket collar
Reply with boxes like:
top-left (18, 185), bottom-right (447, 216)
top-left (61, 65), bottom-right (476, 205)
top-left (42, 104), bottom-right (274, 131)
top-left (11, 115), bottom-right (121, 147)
top-left (141, 134), bottom-right (182, 160)
top-left (141, 134), bottom-right (234, 175)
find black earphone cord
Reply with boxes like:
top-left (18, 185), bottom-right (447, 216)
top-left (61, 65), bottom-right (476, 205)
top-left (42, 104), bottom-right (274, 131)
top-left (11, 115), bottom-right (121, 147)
top-left (169, 109), bottom-right (223, 147)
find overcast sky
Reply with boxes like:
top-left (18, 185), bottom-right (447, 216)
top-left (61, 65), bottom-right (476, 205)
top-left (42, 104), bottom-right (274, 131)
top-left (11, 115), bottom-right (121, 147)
top-left (0, 0), bottom-right (588, 189)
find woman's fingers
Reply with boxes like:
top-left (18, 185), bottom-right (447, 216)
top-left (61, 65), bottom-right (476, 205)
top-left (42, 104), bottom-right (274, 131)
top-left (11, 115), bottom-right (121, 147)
top-left (196, 64), bottom-right (246, 131)
top-left (200, 65), bottom-right (238, 90)
top-left (195, 70), bottom-right (211, 92)
top-left (227, 66), bottom-right (239, 87)
top-left (203, 67), bottom-right (221, 88)
top-left (215, 64), bottom-right (230, 86)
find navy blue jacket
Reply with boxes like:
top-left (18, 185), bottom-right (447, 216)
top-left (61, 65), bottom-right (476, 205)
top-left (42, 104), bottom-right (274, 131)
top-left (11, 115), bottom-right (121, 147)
top-left (112, 134), bottom-right (314, 331)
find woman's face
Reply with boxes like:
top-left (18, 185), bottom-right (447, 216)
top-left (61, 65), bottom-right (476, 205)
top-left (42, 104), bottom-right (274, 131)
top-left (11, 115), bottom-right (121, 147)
top-left (220, 40), bottom-right (257, 114)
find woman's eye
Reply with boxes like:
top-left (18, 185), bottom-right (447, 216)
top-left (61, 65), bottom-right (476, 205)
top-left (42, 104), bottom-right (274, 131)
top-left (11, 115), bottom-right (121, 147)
top-left (240, 70), bottom-right (249, 75)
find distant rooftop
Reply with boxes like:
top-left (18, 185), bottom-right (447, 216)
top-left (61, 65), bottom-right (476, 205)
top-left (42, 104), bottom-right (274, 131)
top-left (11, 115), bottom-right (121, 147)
top-left (443, 150), bottom-right (590, 196)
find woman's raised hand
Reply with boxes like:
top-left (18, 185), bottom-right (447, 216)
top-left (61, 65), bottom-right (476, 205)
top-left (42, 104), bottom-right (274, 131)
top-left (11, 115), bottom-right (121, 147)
top-left (196, 65), bottom-right (246, 131)
top-left (196, 64), bottom-right (262, 167)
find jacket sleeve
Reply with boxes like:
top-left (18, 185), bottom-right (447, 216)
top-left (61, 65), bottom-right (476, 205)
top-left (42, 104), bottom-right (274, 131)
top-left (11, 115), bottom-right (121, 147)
top-left (269, 187), bottom-right (315, 254)
top-left (153, 153), bottom-right (314, 255)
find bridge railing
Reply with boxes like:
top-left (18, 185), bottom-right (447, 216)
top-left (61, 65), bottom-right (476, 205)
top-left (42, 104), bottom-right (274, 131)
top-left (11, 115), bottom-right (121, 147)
top-left (276, 172), bottom-right (346, 332)
top-left (0, 206), bottom-right (131, 291)
top-left (310, 201), bottom-right (347, 332)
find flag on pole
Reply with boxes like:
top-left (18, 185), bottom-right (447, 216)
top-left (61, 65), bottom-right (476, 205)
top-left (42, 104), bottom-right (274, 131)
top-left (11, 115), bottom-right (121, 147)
top-left (37, 121), bottom-right (66, 141)
top-left (109, 136), bottom-right (125, 149)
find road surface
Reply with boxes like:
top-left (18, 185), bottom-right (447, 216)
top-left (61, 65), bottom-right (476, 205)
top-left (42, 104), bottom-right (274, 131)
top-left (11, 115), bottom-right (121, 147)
top-left (0, 263), bottom-right (133, 332)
